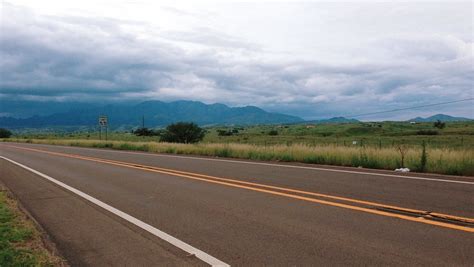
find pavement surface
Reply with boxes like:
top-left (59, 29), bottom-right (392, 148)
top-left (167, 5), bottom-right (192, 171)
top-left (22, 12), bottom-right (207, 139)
top-left (0, 142), bottom-right (473, 266)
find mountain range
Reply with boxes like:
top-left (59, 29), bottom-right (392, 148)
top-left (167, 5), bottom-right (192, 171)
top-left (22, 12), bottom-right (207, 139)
top-left (0, 100), bottom-right (304, 128)
top-left (0, 100), bottom-right (471, 129)
top-left (408, 114), bottom-right (472, 122)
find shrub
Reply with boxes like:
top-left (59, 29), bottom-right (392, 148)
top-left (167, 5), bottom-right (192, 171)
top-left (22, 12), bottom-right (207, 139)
top-left (0, 128), bottom-right (12, 138)
top-left (397, 144), bottom-right (408, 168)
top-left (160, 122), bottom-right (205, 143)
top-left (418, 141), bottom-right (428, 172)
top-left (133, 127), bottom-right (159, 136)
top-left (217, 129), bottom-right (233, 136)
top-left (433, 120), bottom-right (446, 129)
top-left (268, 130), bottom-right (279, 136)
top-left (416, 130), bottom-right (438, 135)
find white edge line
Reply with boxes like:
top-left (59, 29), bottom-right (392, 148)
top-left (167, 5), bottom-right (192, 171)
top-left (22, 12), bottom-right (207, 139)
top-left (17, 143), bottom-right (474, 185)
top-left (0, 156), bottom-right (230, 267)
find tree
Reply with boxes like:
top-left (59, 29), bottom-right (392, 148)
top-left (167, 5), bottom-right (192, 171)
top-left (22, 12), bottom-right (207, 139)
top-left (160, 122), bottom-right (205, 143)
top-left (133, 127), bottom-right (157, 136)
top-left (0, 128), bottom-right (12, 138)
top-left (433, 120), bottom-right (445, 129)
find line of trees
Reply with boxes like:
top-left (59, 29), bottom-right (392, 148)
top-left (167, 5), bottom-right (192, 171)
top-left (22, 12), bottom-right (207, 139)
top-left (0, 122), bottom-right (206, 143)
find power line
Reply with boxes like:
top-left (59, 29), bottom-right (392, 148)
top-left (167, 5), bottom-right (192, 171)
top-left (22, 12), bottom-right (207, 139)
top-left (344, 98), bottom-right (474, 118)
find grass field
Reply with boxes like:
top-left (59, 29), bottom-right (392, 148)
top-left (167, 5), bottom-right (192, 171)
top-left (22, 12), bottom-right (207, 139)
top-left (13, 121), bottom-right (474, 149)
top-left (0, 189), bottom-right (63, 266)
top-left (204, 121), bottom-right (474, 149)
top-left (5, 121), bottom-right (474, 176)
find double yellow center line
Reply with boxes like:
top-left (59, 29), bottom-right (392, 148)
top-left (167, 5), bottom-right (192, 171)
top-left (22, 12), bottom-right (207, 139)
top-left (5, 145), bottom-right (474, 233)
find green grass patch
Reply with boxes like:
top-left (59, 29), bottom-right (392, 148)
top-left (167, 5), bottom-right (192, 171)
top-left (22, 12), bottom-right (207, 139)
top-left (0, 190), bottom-right (63, 266)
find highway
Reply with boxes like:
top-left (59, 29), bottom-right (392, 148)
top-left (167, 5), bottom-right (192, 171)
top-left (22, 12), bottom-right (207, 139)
top-left (0, 142), bottom-right (473, 266)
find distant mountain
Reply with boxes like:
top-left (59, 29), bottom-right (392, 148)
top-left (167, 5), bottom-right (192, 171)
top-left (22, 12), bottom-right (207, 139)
top-left (0, 100), bottom-right (103, 118)
top-left (306, 117), bottom-right (359, 124)
top-left (0, 100), bottom-right (303, 128)
top-left (409, 114), bottom-right (472, 122)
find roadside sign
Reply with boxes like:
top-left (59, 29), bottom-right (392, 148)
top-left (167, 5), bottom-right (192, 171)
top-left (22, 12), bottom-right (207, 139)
top-left (99, 116), bottom-right (108, 126)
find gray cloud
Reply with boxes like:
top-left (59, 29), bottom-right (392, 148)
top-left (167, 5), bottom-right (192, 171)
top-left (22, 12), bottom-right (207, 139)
top-left (1, 3), bottom-right (472, 120)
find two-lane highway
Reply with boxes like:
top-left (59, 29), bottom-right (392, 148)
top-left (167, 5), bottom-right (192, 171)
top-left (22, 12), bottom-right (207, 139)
top-left (1, 142), bottom-right (473, 266)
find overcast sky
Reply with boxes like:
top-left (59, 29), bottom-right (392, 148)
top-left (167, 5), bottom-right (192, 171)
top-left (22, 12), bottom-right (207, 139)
top-left (1, 0), bottom-right (472, 120)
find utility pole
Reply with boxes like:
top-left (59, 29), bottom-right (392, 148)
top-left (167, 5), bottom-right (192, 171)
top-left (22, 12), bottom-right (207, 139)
top-left (142, 115), bottom-right (145, 129)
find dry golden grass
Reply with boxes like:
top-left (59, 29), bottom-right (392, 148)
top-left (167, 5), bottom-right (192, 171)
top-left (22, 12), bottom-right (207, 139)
top-left (4, 138), bottom-right (474, 176)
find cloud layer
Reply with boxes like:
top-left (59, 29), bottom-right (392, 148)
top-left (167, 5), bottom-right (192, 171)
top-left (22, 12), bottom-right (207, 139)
top-left (1, 2), bottom-right (472, 119)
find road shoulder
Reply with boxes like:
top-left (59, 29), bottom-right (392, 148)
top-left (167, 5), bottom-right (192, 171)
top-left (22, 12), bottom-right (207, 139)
top-left (0, 159), bottom-right (204, 266)
top-left (0, 184), bottom-right (66, 266)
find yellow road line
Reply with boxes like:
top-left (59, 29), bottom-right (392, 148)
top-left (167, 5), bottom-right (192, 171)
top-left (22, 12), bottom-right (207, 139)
top-left (4, 144), bottom-right (474, 233)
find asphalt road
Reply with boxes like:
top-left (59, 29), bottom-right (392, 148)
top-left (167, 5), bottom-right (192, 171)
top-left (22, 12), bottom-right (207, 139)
top-left (0, 142), bottom-right (473, 266)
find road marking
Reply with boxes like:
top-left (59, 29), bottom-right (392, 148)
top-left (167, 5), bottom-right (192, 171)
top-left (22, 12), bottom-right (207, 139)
top-left (4, 145), bottom-right (474, 232)
top-left (0, 156), bottom-right (230, 267)
top-left (6, 143), bottom-right (473, 184)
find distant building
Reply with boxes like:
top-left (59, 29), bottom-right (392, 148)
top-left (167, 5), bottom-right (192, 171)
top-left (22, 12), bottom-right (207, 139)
top-left (305, 125), bottom-right (316, 129)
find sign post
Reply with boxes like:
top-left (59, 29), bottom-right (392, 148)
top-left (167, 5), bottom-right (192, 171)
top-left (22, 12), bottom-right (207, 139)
top-left (98, 116), bottom-right (108, 141)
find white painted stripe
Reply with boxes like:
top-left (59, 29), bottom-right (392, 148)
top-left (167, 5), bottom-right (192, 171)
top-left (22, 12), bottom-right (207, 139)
top-left (19, 143), bottom-right (473, 185)
top-left (0, 156), bottom-right (229, 267)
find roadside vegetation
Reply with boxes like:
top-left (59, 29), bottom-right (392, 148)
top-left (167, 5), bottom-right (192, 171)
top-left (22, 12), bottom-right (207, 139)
top-left (0, 189), bottom-right (64, 266)
top-left (2, 138), bottom-right (473, 176)
top-left (3, 121), bottom-right (473, 176)
top-left (11, 121), bottom-right (474, 149)
top-left (159, 122), bottom-right (205, 143)
top-left (0, 128), bottom-right (12, 138)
